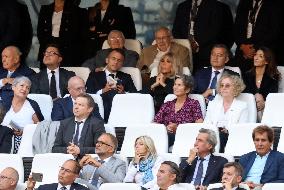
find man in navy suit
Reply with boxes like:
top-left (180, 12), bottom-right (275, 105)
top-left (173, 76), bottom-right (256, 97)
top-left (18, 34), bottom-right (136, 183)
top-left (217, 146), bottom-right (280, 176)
top-left (239, 125), bottom-right (284, 189)
top-left (179, 128), bottom-right (228, 189)
top-left (193, 44), bottom-right (238, 102)
top-left (51, 76), bottom-right (102, 121)
top-left (27, 159), bottom-right (89, 190)
top-left (86, 48), bottom-right (137, 122)
top-left (0, 46), bottom-right (35, 109)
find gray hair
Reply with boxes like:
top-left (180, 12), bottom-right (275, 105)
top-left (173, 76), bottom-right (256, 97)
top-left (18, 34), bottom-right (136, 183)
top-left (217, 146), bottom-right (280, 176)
top-left (154, 26), bottom-right (172, 37)
top-left (107, 30), bottom-right (125, 43)
top-left (217, 74), bottom-right (245, 97)
top-left (12, 76), bottom-right (32, 88)
top-left (199, 128), bottom-right (217, 153)
top-left (175, 75), bottom-right (194, 94)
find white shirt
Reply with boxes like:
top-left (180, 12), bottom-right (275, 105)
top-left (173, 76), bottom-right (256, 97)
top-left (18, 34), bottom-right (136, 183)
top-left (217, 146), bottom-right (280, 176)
top-left (208, 67), bottom-right (224, 89)
top-left (0, 71), bottom-right (14, 88)
top-left (52, 11), bottom-right (63, 37)
top-left (57, 183), bottom-right (71, 190)
top-left (96, 69), bottom-right (117, 95)
top-left (47, 67), bottom-right (61, 98)
top-left (73, 118), bottom-right (87, 144)
top-left (101, 10), bottom-right (107, 21)
top-left (191, 154), bottom-right (211, 185)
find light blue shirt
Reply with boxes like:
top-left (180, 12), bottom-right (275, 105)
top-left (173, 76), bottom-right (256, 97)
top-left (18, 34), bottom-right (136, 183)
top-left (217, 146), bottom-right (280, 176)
top-left (245, 152), bottom-right (270, 184)
top-left (191, 154), bottom-right (211, 184)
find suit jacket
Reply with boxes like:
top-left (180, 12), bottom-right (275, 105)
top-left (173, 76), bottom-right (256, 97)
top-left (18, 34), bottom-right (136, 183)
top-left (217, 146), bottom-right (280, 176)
top-left (51, 96), bottom-right (103, 121)
top-left (193, 67), bottom-right (239, 94)
top-left (137, 42), bottom-right (192, 72)
top-left (52, 115), bottom-right (105, 155)
top-left (82, 48), bottom-right (139, 71)
top-left (0, 125), bottom-right (13, 153)
top-left (179, 154), bottom-right (228, 186)
top-left (243, 71), bottom-right (278, 100)
top-left (38, 182), bottom-right (88, 190)
top-left (30, 68), bottom-right (75, 97)
top-left (211, 187), bottom-right (246, 190)
top-left (77, 156), bottom-right (126, 189)
top-left (86, 70), bottom-right (137, 94)
top-left (204, 97), bottom-right (249, 125)
top-left (239, 150), bottom-right (284, 184)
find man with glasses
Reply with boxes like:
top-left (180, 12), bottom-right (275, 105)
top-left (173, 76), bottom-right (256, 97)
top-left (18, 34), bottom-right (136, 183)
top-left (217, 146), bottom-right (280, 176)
top-left (76, 133), bottom-right (126, 190)
top-left (51, 76), bottom-right (102, 121)
top-left (82, 30), bottom-right (139, 72)
top-left (86, 48), bottom-right (136, 122)
top-left (0, 46), bottom-right (35, 109)
top-left (52, 94), bottom-right (105, 157)
top-left (0, 167), bottom-right (19, 190)
top-left (137, 26), bottom-right (191, 74)
top-left (30, 43), bottom-right (75, 100)
top-left (27, 159), bottom-right (89, 190)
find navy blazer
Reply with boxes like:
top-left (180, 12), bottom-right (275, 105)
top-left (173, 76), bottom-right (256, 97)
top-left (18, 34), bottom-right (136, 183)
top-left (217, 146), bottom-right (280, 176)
top-left (86, 70), bottom-right (137, 94)
top-left (179, 154), bottom-right (228, 186)
top-left (51, 96), bottom-right (103, 121)
top-left (0, 125), bottom-right (13, 153)
top-left (52, 115), bottom-right (105, 156)
top-left (239, 150), bottom-right (284, 184)
top-left (38, 182), bottom-right (88, 190)
top-left (193, 67), bottom-right (239, 94)
top-left (30, 68), bottom-right (75, 97)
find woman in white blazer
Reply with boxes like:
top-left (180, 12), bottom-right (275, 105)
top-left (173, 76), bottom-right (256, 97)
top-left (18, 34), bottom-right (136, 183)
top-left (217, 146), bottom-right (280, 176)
top-left (204, 74), bottom-right (249, 152)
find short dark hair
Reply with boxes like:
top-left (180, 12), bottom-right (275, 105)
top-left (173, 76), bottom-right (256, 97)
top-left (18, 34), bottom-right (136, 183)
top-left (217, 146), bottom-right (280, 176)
top-left (161, 161), bottom-right (182, 183)
top-left (77, 94), bottom-right (95, 109)
top-left (101, 133), bottom-right (118, 153)
top-left (45, 43), bottom-right (62, 57)
top-left (108, 48), bottom-right (125, 59)
top-left (253, 125), bottom-right (274, 143)
top-left (223, 162), bottom-right (243, 177)
top-left (211, 44), bottom-right (229, 57)
top-left (65, 159), bottom-right (81, 174)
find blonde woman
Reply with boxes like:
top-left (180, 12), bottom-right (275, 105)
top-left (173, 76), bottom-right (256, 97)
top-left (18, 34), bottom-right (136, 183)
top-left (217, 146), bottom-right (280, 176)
top-left (124, 136), bottom-right (164, 189)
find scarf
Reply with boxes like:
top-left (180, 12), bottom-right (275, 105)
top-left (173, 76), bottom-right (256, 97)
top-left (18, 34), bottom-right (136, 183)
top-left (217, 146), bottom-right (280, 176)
top-left (139, 155), bottom-right (155, 184)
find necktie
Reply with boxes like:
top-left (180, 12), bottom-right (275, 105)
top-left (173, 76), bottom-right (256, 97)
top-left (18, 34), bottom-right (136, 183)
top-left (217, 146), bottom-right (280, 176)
top-left (209, 71), bottom-right (220, 89)
top-left (194, 158), bottom-right (205, 186)
top-left (191, 0), bottom-right (199, 21)
top-left (249, 0), bottom-right (261, 26)
top-left (109, 73), bottom-right (115, 79)
top-left (91, 160), bottom-right (105, 187)
top-left (73, 121), bottom-right (83, 145)
top-left (50, 70), bottom-right (57, 99)
top-left (60, 186), bottom-right (67, 190)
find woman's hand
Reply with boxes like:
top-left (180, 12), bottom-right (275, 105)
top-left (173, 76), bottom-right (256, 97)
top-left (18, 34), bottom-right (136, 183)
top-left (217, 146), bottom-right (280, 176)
top-left (166, 122), bottom-right (177, 133)
top-left (13, 129), bottom-right (23, 136)
top-left (26, 175), bottom-right (36, 190)
top-left (134, 151), bottom-right (146, 164)
top-left (255, 93), bottom-right (265, 111)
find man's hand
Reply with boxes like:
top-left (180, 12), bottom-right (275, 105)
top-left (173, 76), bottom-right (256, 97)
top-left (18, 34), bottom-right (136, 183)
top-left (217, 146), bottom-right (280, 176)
top-left (102, 83), bottom-right (114, 93)
top-left (202, 89), bottom-right (213, 98)
top-left (79, 155), bottom-right (102, 168)
top-left (195, 185), bottom-right (207, 190)
top-left (26, 175), bottom-right (36, 190)
top-left (134, 151), bottom-right (147, 164)
top-left (187, 147), bottom-right (198, 164)
top-left (117, 84), bottom-right (125, 94)
top-left (222, 174), bottom-right (234, 190)
top-left (255, 93), bottom-right (265, 111)
top-left (67, 143), bottom-right (80, 156)
top-left (13, 129), bottom-right (23, 136)
top-left (242, 181), bottom-right (261, 189)
top-left (2, 78), bottom-right (14, 85)
top-left (166, 122), bottom-right (177, 133)
top-left (240, 44), bottom-right (255, 59)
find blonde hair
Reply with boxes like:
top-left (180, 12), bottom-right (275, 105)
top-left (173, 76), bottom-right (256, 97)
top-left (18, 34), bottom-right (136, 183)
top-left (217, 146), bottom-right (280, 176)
top-left (158, 52), bottom-right (182, 77)
top-left (134, 136), bottom-right (157, 158)
top-left (217, 74), bottom-right (245, 97)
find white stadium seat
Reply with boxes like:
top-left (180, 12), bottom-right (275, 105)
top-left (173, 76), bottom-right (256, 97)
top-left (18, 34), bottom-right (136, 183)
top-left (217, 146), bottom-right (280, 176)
top-left (262, 183), bottom-right (284, 190)
top-left (225, 66), bottom-right (242, 76)
top-left (27, 94), bottom-right (53, 121)
top-left (61, 67), bottom-right (90, 83)
top-left (236, 93), bottom-right (257, 123)
top-left (119, 67), bottom-right (142, 91)
top-left (0, 154), bottom-right (25, 183)
top-left (17, 124), bottom-right (37, 157)
top-left (99, 183), bottom-right (141, 190)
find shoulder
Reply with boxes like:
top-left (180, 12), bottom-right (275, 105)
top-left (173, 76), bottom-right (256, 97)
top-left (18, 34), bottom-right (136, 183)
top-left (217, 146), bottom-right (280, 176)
top-left (211, 154), bottom-right (228, 163)
top-left (195, 67), bottom-right (211, 76)
top-left (59, 68), bottom-right (76, 76)
top-left (171, 42), bottom-right (188, 52)
top-left (269, 150), bottom-right (284, 159)
top-left (185, 97), bottom-right (200, 106)
top-left (125, 49), bottom-right (139, 57)
top-left (240, 151), bottom-right (256, 160)
top-left (233, 98), bottom-right (248, 109)
top-left (117, 71), bottom-right (131, 78)
top-left (61, 117), bottom-right (75, 125)
top-left (38, 183), bottom-right (58, 189)
top-left (26, 98), bottom-right (40, 108)
top-left (72, 182), bottom-right (89, 190)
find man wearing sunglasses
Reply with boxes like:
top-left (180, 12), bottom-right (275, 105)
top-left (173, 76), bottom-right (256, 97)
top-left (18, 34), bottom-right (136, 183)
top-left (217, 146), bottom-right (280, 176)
top-left (76, 133), bottom-right (126, 190)
top-left (0, 167), bottom-right (19, 190)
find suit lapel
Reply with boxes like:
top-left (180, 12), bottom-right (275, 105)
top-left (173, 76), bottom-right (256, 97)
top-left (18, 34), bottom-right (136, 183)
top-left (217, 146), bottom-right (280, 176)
top-left (244, 153), bottom-right (257, 179)
top-left (203, 155), bottom-right (215, 185)
top-left (79, 117), bottom-right (90, 145)
top-left (262, 151), bottom-right (273, 176)
top-left (41, 69), bottom-right (50, 93)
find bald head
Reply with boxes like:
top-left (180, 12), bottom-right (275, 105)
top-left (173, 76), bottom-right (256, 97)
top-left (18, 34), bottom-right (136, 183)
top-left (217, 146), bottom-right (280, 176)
top-left (0, 167), bottom-right (19, 190)
top-left (67, 76), bottom-right (86, 99)
top-left (1, 46), bottom-right (21, 71)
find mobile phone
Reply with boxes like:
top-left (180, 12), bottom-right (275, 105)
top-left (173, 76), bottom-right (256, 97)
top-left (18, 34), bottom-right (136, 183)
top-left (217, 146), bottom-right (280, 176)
top-left (32, 172), bottom-right (43, 182)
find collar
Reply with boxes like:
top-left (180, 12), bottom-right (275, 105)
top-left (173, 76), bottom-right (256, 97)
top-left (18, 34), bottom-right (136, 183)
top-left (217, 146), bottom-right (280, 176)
top-left (198, 153), bottom-right (211, 161)
top-left (105, 68), bottom-right (117, 76)
top-left (156, 46), bottom-right (170, 53)
top-left (211, 67), bottom-right (224, 73)
top-left (98, 156), bottom-right (113, 164)
top-left (47, 67), bottom-right (59, 74)
top-left (75, 117), bottom-right (87, 123)
top-left (58, 183), bottom-right (71, 190)
top-left (256, 150), bottom-right (271, 158)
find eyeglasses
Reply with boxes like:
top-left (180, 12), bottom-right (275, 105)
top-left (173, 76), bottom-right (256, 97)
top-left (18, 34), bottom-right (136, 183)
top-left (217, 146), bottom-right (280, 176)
top-left (220, 84), bottom-right (232, 88)
top-left (96, 140), bottom-right (113, 148)
top-left (71, 87), bottom-right (86, 92)
top-left (156, 36), bottom-right (170, 42)
top-left (0, 175), bottom-right (12, 180)
top-left (44, 51), bottom-right (61, 57)
top-left (109, 37), bottom-right (122, 41)
top-left (59, 166), bottom-right (75, 174)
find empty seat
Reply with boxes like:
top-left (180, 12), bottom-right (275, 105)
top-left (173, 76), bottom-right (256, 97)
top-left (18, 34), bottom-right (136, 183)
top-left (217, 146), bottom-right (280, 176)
top-left (213, 153), bottom-right (234, 162)
top-left (27, 94), bottom-right (53, 121)
top-left (102, 39), bottom-right (142, 55)
top-left (61, 67), bottom-right (90, 82)
top-left (119, 67), bottom-right (142, 91)
top-left (159, 153), bottom-right (181, 165)
top-left (17, 124), bottom-right (37, 157)
top-left (0, 154), bottom-right (25, 183)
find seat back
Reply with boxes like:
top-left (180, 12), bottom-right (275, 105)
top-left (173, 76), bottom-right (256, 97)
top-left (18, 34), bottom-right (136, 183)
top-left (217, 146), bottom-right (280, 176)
top-left (277, 66), bottom-right (284, 92)
top-left (30, 67), bottom-right (40, 73)
top-left (0, 154), bottom-right (25, 182)
top-left (108, 94), bottom-right (155, 125)
top-left (61, 67), bottom-right (90, 82)
top-left (27, 94), bottom-right (53, 121)
top-left (225, 66), bottom-right (242, 76)
top-left (172, 123), bottom-right (218, 157)
top-left (119, 67), bottom-right (142, 91)
top-left (262, 93), bottom-right (284, 127)
top-left (236, 93), bottom-right (257, 122)
top-left (213, 153), bottom-right (234, 162)
top-left (99, 183), bottom-right (141, 190)
top-left (17, 124), bottom-right (37, 157)
top-left (276, 125), bottom-right (284, 152)
top-left (159, 153), bottom-right (181, 165)
top-left (102, 39), bottom-right (142, 55)
top-left (262, 183), bottom-right (284, 190)
top-left (164, 94), bottom-right (206, 118)
top-left (150, 67), bottom-right (191, 77)
top-left (31, 153), bottom-right (74, 184)
top-left (89, 94), bottom-right (104, 119)
top-left (120, 124), bottom-right (168, 157)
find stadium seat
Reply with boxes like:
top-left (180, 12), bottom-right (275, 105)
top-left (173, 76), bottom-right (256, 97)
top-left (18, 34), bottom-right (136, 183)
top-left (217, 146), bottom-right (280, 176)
top-left (277, 66), bottom-right (284, 92)
top-left (262, 183), bottom-right (284, 190)
top-left (0, 154), bottom-right (25, 183)
top-left (30, 67), bottom-right (40, 73)
top-left (150, 67), bottom-right (191, 77)
top-left (27, 94), bottom-right (53, 121)
top-left (225, 66), bottom-right (242, 76)
top-left (207, 183), bottom-right (249, 190)
top-left (61, 67), bottom-right (90, 82)
top-left (17, 124), bottom-right (37, 157)
top-left (120, 124), bottom-right (168, 157)
top-left (31, 153), bottom-right (74, 185)
top-left (164, 94), bottom-right (206, 118)
top-left (172, 123), bottom-right (219, 157)
top-left (276, 126), bottom-right (284, 153)
top-left (119, 67), bottom-right (142, 91)
top-left (159, 153), bottom-right (181, 165)
top-left (213, 153), bottom-right (234, 162)
top-left (89, 94), bottom-right (104, 119)
top-left (102, 39), bottom-right (142, 55)
top-left (261, 93), bottom-right (284, 127)
top-left (99, 183), bottom-right (141, 190)
top-left (236, 93), bottom-right (257, 123)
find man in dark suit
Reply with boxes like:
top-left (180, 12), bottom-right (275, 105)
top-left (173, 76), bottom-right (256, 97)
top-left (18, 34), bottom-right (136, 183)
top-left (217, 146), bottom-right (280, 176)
top-left (234, 0), bottom-right (282, 73)
top-left (239, 125), bottom-right (284, 189)
top-left (172, 0), bottom-right (233, 73)
top-left (210, 162), bottom-right (246, 190)
top-left (86, 48), bottom-right (137, 122)
top-left (31, 44), bottom-right (75, 100)
top-left (0, 46), bottom-right (35, 109)
top-left (179, 128), bottom-right (228, 189)
top-left (27, 159), bottom-right (89, 190)
top-left (51, 76), bottom-right (102, 121)
top-left (52, 94), bottom-right (105, 157)
top-left (193, 44), bottom-right (239, 102)
top-left (82, 30), bottom-right (139, 71)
